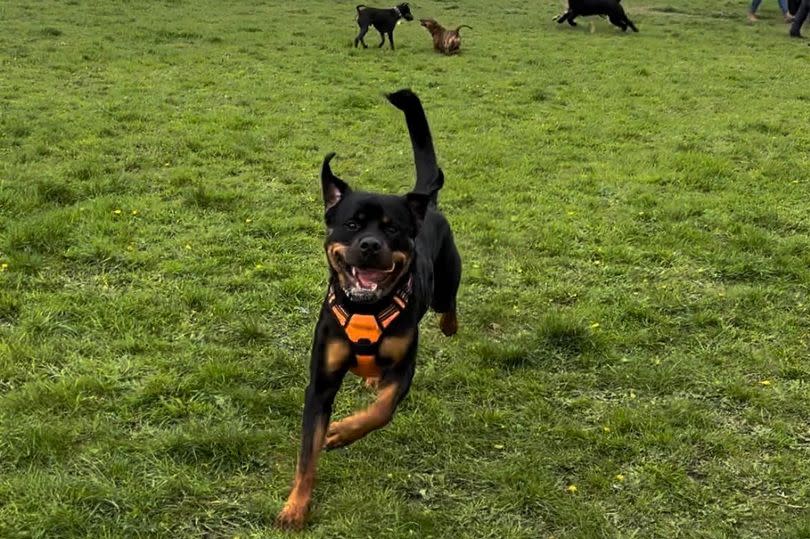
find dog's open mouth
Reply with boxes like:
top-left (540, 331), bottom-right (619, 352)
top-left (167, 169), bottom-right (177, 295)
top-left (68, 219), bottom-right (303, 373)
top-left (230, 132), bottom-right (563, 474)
top-left (351, 265), bottom-right (397, 291)
top-left (327, 244), bottom-right (409, 301)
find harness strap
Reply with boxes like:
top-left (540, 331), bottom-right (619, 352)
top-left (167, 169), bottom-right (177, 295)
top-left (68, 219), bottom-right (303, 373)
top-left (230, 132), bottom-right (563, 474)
top-left (328, 275), bottom-right (413, 377)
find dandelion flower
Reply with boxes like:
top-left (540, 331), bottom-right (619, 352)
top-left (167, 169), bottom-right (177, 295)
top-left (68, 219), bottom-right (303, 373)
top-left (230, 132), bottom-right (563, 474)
top-left (113, 209), bottom-right (122, 215)
top-left (759, 380), bottom-right (771, 386)
top-left (567, 485), bottom-right (578, 493)
top-left (615, 474), bottom-right (625, 482)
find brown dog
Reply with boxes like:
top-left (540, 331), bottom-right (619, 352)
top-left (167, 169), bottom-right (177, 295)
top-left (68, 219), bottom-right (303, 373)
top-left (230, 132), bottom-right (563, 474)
top-left (419, 18), bottom-right (471, 55)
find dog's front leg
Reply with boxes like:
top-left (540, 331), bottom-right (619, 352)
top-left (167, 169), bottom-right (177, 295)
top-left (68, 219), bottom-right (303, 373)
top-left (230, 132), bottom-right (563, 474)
top-left (324, 375), bottom-right (412, 448)
top-left (276, 339), bottom-right (347, 530)
top-left (387, 31), bottom-right (395, 50)
top-left (325, 337), bottom-right (416, 449)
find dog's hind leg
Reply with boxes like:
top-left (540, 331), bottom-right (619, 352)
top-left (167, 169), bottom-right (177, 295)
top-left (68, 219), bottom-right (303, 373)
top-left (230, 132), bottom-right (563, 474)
top-left (566, 12), bottom-right (579, 26)
top-left (378, 30), bottom-right (386, 47)
top-left (432, 232), bottom-right (461, 337)
top-left (555, 11), bottom-right (570, 23)
top-left (626, 18), bottom-right (639, 32)
top-left (355, 25), bottom-right (370, 48)
top-left (387, 31), bottom-right (395, 50)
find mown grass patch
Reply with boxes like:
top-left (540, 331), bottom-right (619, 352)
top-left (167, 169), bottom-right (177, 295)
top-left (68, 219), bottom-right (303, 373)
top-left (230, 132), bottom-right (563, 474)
top-left (1, 0), bottom-right (809, 537)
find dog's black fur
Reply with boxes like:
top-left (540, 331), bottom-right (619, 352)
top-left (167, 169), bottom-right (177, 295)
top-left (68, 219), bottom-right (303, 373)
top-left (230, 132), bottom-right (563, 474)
top-left (354, 3), bottom-right (414, 49)
top-left (556, 0), bottom-right (638, 32)
top-left (276, 89), bottom-right (461, 530)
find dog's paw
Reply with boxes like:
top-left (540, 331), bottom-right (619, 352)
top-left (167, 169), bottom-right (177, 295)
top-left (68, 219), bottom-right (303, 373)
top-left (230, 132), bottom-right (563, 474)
top-left (439, 311), bottom-right (458, 337)
top-left (275, 502), bottom-right (308, 531)
top-left (324, 420), bottom-right (357, 450)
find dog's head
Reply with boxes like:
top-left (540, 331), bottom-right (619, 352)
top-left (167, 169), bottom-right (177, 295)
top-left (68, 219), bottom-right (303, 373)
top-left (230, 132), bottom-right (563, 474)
top-left (396, 3), bottom-right (414, 21)
top-left (419, 18), bottom-right (441, 33)
top-left (320, 153), bottom-right (429, 303)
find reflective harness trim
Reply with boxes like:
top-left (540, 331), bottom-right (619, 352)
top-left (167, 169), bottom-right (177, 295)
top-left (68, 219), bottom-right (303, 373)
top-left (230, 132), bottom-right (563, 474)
top-left (328, 276), bottom-right (413, 378)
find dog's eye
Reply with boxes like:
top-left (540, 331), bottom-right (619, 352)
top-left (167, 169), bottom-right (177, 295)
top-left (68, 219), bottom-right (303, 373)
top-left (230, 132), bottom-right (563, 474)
top-left (345, 221), bottom-right (360, 231)
top-left (384, 224), bottom-right (399, 235)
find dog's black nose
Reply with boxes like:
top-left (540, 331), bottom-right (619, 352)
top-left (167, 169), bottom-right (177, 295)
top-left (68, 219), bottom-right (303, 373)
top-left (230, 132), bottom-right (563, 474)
top-left (359, 237), bottom-right (382, 255)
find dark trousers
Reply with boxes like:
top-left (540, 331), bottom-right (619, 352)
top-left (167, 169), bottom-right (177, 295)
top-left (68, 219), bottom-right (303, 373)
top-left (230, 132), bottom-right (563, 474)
top-left (791, 0), bottom-right (809, 35)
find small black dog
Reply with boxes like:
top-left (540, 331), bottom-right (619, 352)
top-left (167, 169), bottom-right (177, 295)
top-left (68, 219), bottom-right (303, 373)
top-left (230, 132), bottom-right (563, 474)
top-left (354, 3), bottom-right (414, 50)
top-left (556, 0), bottom-right (639, 32)
top-left (276, 90), bottom-right (461, 530)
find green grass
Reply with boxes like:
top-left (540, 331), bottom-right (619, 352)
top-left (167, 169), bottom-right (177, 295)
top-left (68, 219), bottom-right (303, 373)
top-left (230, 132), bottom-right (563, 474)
top-left (2, 0), bottom-right (810, 536)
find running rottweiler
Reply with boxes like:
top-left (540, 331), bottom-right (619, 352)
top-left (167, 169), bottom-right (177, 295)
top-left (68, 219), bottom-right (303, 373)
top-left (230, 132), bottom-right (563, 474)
top-left (276, 89), bottom-right (461, 530)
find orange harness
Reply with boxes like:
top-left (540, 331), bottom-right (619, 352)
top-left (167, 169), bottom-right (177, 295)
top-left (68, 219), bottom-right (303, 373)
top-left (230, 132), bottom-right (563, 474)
top-left (328, 276), bottom-right (413, 378)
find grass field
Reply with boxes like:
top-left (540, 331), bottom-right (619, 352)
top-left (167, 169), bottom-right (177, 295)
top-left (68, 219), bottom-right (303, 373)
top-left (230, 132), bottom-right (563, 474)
top-left (2, 0), bottom-right (810, 536)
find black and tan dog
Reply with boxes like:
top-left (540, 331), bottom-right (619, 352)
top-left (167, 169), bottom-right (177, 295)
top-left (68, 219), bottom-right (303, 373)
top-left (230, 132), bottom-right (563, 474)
top-left (275, 89), bottom-right (461, 530)
top-left (555, 0), bottom-right (639, 32)
top-left (354, 3), bottom-right (414, 50)
top-left (420, 18), bottom-right (472, 55)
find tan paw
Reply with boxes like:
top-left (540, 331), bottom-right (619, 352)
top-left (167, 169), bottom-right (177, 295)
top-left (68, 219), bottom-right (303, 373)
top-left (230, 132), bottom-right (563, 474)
top-left (364, 376), bottom-right (381, 391)
top-left (275, 501), bottom-right (308, 531)
top-left (324, 420), bottom-right (356, 450)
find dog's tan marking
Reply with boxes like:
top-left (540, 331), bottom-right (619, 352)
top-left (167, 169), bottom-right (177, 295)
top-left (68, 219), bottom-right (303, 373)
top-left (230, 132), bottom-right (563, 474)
top-left (325, 338), bottom-right (350, 374)
top-left (325, 382), bottom-right (399, 449)
top-left (326, 242), bottom-right (351, 288)
top-left (379, 330), bottom-right (414, 364)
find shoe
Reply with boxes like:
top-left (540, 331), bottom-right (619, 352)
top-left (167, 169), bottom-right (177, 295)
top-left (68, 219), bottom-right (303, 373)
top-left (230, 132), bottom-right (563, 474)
top-left (747, 12), bottom-right (759, 21)
top-left (784, 14), bottom-right (795, 22)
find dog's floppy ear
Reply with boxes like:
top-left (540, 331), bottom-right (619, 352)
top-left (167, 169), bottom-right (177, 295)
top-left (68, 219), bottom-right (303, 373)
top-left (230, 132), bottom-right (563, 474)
top-left (321, 152), bottom-right (351, 213)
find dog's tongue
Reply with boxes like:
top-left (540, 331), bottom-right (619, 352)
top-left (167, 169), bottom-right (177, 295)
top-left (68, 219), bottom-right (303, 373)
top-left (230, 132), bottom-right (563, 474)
top-left (354, 269), bottom-right (388, 289)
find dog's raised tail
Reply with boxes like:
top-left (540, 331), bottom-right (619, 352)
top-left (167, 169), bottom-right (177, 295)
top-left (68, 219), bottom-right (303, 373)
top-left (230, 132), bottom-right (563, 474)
top-left (455, 24), bottom-right (472, 32)
top-left (386, 89), bottom-right (443, 203)
top-left (356, 4), bottom-right (366, 12)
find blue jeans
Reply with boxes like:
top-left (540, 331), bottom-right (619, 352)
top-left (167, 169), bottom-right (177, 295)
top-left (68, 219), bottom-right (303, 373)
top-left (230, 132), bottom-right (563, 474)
top-left (751, 0), bottom-right (788, 13)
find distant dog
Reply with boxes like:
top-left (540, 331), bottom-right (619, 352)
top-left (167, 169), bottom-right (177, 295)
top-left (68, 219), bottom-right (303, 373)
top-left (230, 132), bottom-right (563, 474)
top-left (556, 0), bottom-right (639, 32)
top-left (354, 3), bottom-right (414, 50)
top-left (419, 18), bottom-right (472, 55)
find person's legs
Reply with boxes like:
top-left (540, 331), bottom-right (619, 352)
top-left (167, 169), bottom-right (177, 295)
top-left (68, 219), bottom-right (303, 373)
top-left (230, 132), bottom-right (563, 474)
top-left (790, 0), bottom-right (809, 35)
top-left (779, 0), bottom-right (795, 21)
top-left (749, 0), bottom-right (763, 20)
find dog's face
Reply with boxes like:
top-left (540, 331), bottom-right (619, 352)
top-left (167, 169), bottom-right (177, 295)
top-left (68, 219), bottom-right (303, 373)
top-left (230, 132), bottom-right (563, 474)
top-left (320, 154), bottom-right (429, 303)
top-left (397, 3), bottom-right (414, 21)
top-left (419, 18), bottom-right (440, 32)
